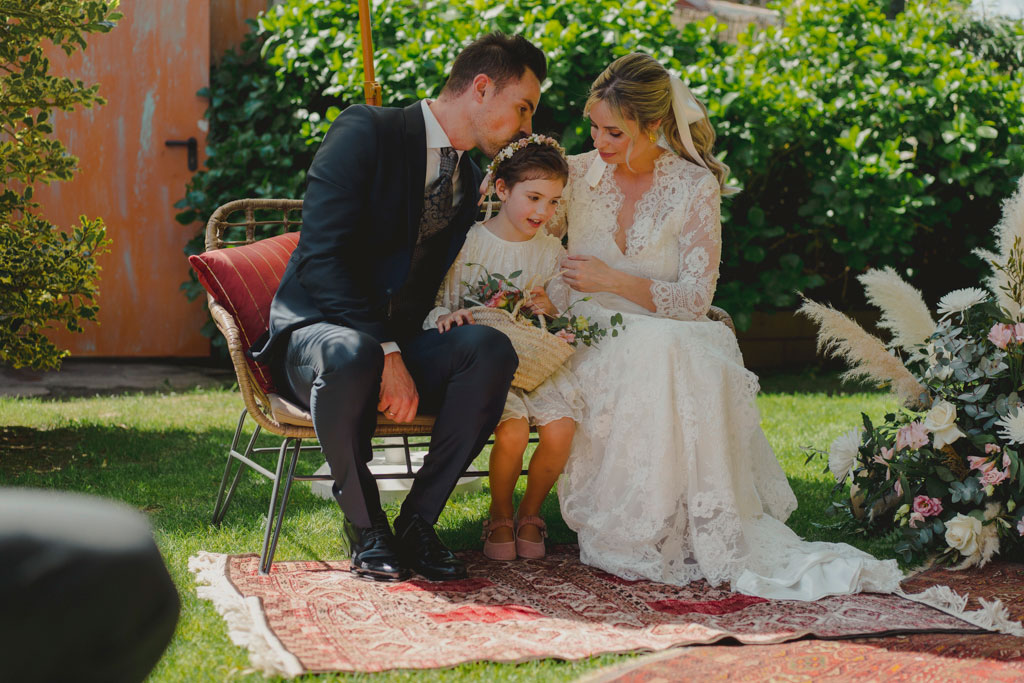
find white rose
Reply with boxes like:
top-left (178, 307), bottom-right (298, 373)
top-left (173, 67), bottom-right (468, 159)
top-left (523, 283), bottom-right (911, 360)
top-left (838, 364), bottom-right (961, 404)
top-left (945, 513), bottom-right (983, 558)
top-left (828, 428), bottom-right (861, 482)
top-left (923, 400), bottom-right (965, 450)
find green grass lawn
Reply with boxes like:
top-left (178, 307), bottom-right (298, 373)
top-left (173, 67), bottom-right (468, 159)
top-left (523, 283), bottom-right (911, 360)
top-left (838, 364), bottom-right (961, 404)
top-left (0, 372), bottom-right (899, 681)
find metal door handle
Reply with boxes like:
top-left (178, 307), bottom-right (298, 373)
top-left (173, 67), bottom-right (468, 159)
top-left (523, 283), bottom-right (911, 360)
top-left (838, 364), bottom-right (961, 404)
top-left (165, 137), bottom-right (197, 171)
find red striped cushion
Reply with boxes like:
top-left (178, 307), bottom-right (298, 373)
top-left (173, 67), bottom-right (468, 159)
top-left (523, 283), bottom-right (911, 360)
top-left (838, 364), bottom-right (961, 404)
top-left (188, 231), bottom-right (300, 394)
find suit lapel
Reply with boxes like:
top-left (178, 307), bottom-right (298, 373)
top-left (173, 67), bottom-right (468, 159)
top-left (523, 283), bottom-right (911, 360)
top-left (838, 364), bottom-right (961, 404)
top-left (403, 102), bottom-right (427, 241)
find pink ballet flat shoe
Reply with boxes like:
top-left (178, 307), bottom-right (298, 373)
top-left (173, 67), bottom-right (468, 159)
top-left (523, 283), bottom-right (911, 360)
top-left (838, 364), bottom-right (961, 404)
top-left (515, 515), bottom-right (547, 559)
top-left (481, 518), bottom-right (517, 561)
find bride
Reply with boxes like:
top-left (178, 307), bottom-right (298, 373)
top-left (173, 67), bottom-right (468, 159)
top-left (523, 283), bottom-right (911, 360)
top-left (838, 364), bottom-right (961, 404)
top-left (548, 53), bottom-right (903, 600)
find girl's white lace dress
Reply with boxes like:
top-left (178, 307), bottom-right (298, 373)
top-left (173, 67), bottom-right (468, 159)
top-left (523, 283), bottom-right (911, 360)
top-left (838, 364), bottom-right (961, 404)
top-left (550, 150), bottom-right (904, 600)
top-left (426, 222), bottom-right (584, 426)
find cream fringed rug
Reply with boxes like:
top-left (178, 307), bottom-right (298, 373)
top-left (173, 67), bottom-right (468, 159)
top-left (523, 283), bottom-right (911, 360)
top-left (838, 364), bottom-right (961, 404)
top-left (189, 546), bottom-right (989, 677)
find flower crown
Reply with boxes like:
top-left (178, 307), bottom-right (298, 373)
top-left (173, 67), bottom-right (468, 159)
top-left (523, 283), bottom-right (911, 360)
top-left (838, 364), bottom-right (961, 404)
top-left (484, 134), bottom-right (567, 180)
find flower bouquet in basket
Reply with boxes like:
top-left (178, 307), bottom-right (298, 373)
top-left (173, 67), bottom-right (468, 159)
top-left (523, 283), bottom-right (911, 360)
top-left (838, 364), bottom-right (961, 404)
top-left (801, 177), bottom-right (1024, 569)
top-left (463, 264), bottom-right (624, 391)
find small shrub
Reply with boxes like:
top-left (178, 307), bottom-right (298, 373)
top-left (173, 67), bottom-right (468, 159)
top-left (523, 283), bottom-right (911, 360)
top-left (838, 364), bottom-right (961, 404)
top-left (0, 0), bottom-right (119, 369)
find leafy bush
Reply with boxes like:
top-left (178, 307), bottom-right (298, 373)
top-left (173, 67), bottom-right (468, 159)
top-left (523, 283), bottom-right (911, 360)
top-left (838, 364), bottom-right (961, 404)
top-left (179, 0), bottom-right (1024, 333)
top-left (702, 0), bottom-right (1024, 328)
top-left (0, 0), bottom-right (118, 369)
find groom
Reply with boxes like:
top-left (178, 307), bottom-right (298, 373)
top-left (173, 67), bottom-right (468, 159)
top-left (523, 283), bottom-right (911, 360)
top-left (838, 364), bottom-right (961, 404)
top-left (251, 33), bottom-right (545, 581)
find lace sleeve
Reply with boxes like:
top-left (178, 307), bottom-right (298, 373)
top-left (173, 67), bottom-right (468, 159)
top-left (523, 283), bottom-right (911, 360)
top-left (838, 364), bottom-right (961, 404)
top-left (649, 174), bottom-right (721, 321)
top-left (423, 242), bottom-right (470, 330)
top-left (546, 153), bottom-right (587, 239)
top-left (547, 195), bottom-right (568, 239)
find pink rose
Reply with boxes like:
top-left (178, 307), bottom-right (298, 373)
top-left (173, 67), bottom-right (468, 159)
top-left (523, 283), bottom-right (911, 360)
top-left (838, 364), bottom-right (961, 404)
top-left (909, 512), bottom-right (926, 528)
top-left (1015, 322), bottom-right (1024, 342)
top-left (485, 291), bottom-right (507, 308)
top-left (989, 323), bottom-right (1014, 349)
top-left (985, 443), bottom-right (1002, 455)
top-left (913, 495), bottom-right (944, 517)
top-left (896, 422), bottom-right (929, 451)
top-left (554, 329), bottom-right (575, 344)
top-left (981, 467), bottom-right (1009, 487)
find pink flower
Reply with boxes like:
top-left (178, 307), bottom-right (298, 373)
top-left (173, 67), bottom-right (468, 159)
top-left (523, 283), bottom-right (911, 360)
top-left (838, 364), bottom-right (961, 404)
top-left (913, 495), bottom-right (944, 517)
top-left (989, 323), bottom-right (1014, 349)
top-left (896, 422), bottom-right (929, 451)
top-left (1004, 452), bottom-right (1012, 470)
top-left (554, 329), bottom-right (575, 344)
top-left (1018, 518), bottom-right (1024, 537)
top-left (485, 291), bottom-right (507, 308)
top-left (894, 478), bottom-right (903, 497)
top-left (968, 455), bottom-right (994, 472)
top-left (985, 443), bottom-right (1002, 455)
top-left (880, 446), bottom-right (894, 461)
top-left (1015, 322), bottom-right (1024, 342)
top-left (981, 467), bottom-right (1009, 487)
top-left (909, 512), bottom-right (926, 528)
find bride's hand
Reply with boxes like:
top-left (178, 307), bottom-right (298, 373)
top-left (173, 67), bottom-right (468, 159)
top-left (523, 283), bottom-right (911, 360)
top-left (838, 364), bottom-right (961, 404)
top-left (560, 254), bottom-right (620, 294)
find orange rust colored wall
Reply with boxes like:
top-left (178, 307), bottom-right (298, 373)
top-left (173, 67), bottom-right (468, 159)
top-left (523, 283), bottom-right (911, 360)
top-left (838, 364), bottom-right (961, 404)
top-left (39, 0), bottom-right (212, 357)
top-left (211, 0), bottom-right (271, 62)
top-left (37, 0), bottom-right (270, 357)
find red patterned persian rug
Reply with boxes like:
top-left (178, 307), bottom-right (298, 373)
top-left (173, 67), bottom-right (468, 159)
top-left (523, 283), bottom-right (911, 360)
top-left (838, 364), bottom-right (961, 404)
top-left (189, 546), bottom-right (987, 677)
top-left (583, 563), bottom-right (1024, 683)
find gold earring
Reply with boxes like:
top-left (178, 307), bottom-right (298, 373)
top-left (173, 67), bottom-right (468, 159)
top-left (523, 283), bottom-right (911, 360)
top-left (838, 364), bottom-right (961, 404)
top-left (648, 130), bottom-right (657, 144)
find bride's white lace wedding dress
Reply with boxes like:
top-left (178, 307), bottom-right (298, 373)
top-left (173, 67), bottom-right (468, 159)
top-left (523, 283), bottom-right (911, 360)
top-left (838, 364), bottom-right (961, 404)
top-left (548, 150), bottom-right (905, 600)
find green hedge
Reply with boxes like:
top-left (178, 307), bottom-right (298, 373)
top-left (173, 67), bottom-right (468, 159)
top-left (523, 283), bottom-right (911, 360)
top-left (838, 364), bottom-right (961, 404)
top-left (178, 0), bottom-right (1024, 332)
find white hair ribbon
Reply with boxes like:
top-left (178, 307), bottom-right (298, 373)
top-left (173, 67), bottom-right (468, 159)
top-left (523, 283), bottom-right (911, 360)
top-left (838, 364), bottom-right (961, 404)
top-left (662, 74), bottom-right (708, 170)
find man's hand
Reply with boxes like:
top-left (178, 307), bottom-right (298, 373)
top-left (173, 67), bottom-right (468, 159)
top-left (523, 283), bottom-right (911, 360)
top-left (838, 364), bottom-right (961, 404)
top-left (378, 353), bottom-right (419, 423)
top-left (526, 287), bottom-right (558, 317)
top-left (436, 308), bottom-right (475, 333)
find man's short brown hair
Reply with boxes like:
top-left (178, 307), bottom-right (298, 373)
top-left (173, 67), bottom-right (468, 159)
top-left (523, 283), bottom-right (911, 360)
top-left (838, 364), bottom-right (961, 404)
top-left (442, 33), bottom-right (546, 96)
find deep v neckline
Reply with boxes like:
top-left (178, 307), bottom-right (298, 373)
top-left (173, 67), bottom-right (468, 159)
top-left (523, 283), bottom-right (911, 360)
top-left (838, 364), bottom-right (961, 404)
top-left (605, 153), bottom-right (665, 257)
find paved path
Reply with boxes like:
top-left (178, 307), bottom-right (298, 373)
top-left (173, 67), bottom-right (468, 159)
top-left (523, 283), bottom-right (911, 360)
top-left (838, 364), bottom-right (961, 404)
top-left (0, 359), bottom-right (233, 398)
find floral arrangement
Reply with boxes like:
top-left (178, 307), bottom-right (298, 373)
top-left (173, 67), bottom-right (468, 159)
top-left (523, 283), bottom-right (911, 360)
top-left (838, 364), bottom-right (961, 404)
top-left (484, 134), bottom-right (567, 179)
top-left (801, 177), bottom-right (1024, 569)
top-left (463, 264), bottom-right (623, 347)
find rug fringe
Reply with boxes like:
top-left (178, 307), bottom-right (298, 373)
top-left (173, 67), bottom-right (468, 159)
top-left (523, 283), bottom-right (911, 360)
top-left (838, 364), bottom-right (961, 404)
top-left (898, 584), bottom-right (1024, 636)
top-left (188, 552), bottom-right (305, 678)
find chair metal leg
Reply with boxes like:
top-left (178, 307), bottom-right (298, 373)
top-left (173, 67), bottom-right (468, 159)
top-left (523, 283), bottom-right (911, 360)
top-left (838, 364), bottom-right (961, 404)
top-left (261, 438), bottom-right (303, 575)
top-left (212, 409), bottom-right (248, 524)
top-left (212, 410), bottom-right (262, 525)
top-left (259, 436), bottom-right (298, 575)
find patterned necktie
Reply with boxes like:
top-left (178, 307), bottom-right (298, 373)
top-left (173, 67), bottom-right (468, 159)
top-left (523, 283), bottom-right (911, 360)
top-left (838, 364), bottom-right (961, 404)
top-left (418, 146), bottom-right (458, 242)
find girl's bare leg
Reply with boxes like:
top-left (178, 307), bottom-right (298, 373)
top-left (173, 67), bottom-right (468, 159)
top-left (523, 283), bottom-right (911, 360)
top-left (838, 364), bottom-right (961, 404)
top-left (517, 417), bottom-right (575, 543)
top-left (487, 417), bottom-right (529, 544)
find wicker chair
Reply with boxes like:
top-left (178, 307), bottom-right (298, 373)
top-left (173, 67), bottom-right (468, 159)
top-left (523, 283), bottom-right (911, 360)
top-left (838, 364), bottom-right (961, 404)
top-left (192, 198), bottom-right (736, 574)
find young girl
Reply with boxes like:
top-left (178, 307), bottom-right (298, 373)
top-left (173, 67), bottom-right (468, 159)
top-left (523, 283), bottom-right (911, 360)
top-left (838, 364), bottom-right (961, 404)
top-left (424, 136), bottom-right (581, 560)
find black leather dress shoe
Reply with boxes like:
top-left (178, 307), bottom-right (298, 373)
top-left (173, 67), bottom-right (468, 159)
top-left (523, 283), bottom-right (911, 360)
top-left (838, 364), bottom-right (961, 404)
top-left (393, 513), bottom-right (467, 581)
top-left (343, 515), bottom-right (409, 582)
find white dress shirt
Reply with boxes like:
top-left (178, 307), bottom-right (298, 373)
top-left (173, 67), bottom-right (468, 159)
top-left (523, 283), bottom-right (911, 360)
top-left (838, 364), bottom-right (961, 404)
top-left (382, 100), bottom-right (464, 356)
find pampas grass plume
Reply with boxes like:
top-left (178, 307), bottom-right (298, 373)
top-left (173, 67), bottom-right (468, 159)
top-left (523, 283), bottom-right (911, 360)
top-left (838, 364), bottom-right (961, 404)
top-left (857, 267), bottom-right (935, 349)
top-left (798, 298), bottom-right (928, 408)
top-left (976, 175), bottom-right (1024, 319)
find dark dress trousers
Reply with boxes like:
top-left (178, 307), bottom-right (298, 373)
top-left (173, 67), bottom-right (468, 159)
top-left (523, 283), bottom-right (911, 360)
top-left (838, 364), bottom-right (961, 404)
top-left (251, 102), bottom-right (518, 528)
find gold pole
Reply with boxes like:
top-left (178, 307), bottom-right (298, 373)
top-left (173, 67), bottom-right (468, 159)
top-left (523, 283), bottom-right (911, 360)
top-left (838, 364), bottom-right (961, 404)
top-left (358, 0), bottom-right (382, 106)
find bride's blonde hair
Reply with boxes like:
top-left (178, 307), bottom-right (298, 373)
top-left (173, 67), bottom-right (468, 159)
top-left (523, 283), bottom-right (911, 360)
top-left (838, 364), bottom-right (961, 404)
top-left (584, 53), bottom-right (731, 192)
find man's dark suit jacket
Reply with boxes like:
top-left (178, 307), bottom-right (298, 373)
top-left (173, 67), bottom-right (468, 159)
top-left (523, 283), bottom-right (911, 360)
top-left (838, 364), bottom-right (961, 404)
top-left (251, 102), bottom-right (484, 366)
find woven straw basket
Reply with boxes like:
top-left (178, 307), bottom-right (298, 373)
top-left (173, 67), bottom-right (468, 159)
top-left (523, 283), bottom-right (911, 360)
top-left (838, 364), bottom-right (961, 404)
top-left (467, 306), bottom-right (574, 392)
